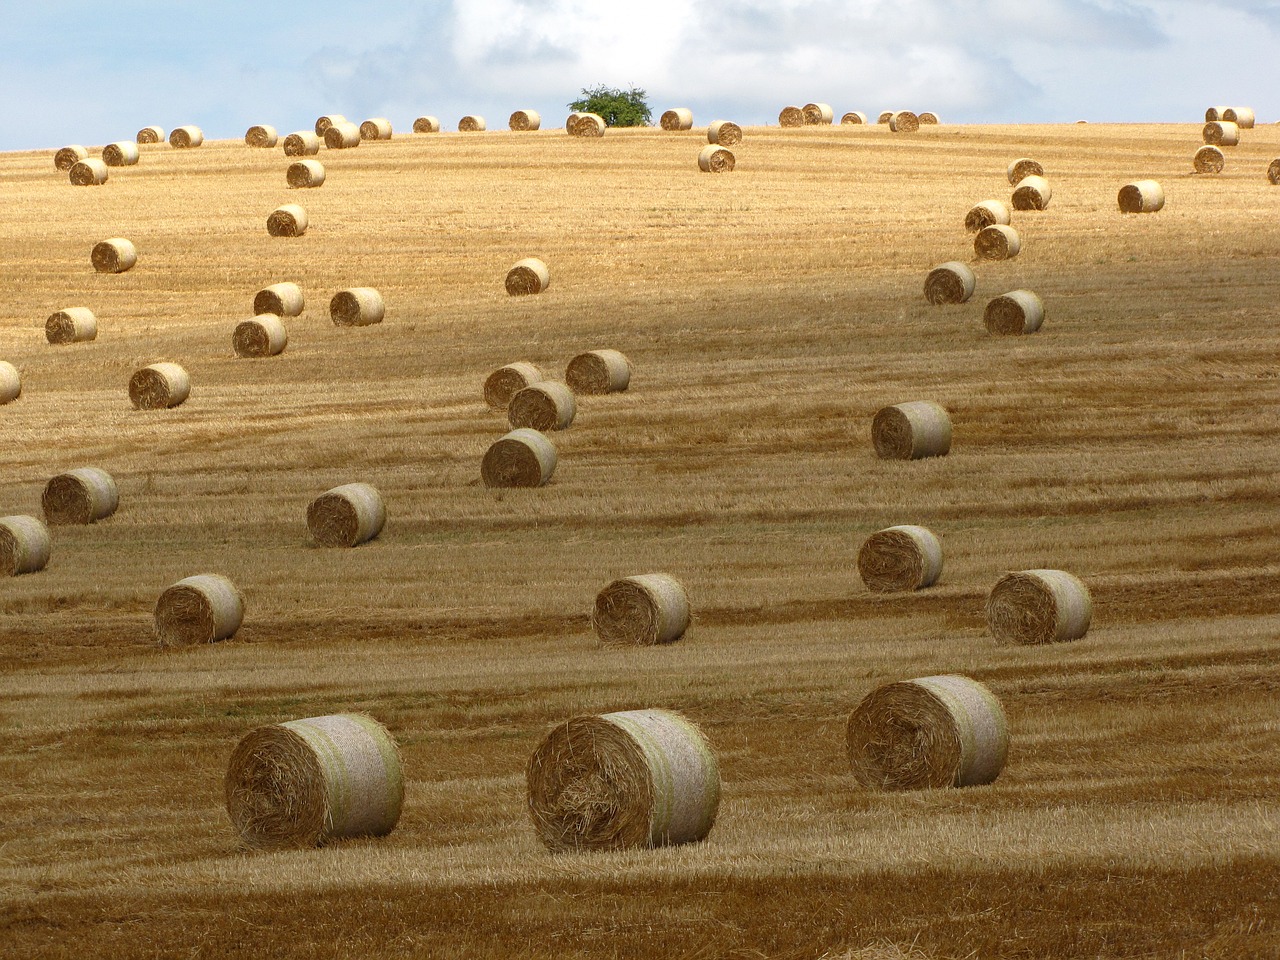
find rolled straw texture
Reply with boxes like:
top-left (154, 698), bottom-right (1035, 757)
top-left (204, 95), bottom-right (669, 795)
top-left (846, 675), bottom-right (1008, 790)
top-left (1269, 159), bottom-right (1280, 185)
top-left (509, 381), bottom-right (576, 431)
top-left (225, 713), bottom-right (403, 850)
top-left (1117, 180), bottom-right (1165, 213)
top-left (267, 204), bottom-right (308, 237)
top-left (69, 158), bottom-right (108, 186)
top-left (323, 122), bottom-right (361, 149)
top-left (136, 126), bottom-right (165, 144)
top-left (0, 361), bottom-right (19, 404)
top-left (1011, 175), bottom-right (1052, 211)
top-left (987, 569), bottom-right (1092, 645)
top-left (593, 574), bottom-right (690, 646)
top-left (1223, 107), bottom-right (1255, 128)
top-left (42, 467), bottom-right (118, 525)
top-left (698, 144), bottom-right (735, 173)
top-left (965, 199), bottom-right (1011, 232)
top-left (509, 110), bottom-right (541, 131)
top-left (803, 102), bottom-right (834, 124)
top-left (458, 115), bottom-right (486, 132)
top-left (527, 708), bottom-right (719, 851)
top-left (877, 111), bottom-right (893, 123)
top-left (1205, 106), bottom-right (1228, 122)
top-left (46, 308), bottom-right (98, 345)
top-left (481, 428), bottom-right (557, 487)
top-left (840, 111), bottom-right (868, 125)
top-left (661, 108), bottom-right (694, 131)
top-left (282, 131), bottom-right (320, 156)
top-left (889, 111), bottom-right (920, 133)
top-left (974, 223), bottom-right (1021, 260)
top-left (0, 516), bottom-right (51, 576)
top-left (307, 483), bottom-right (385, 547)
top-left (566, 349), bottom-right (631, 394)
top-left (54, 145), bottom-right (88, 170)
top-left (984, 290), bottom-right (1044, 335)
top-left (233, 315), bottom-right (288, 358)
top-left (103, 141), bottom-right (140, 166)
top-left (169, 125), bottom-right (203, 148)
top-left (314, 114), bottom-right (347, 135)
top-left (779, 106), bottom-right (805, 127)
top-left (857, 525), bottom-right (943, 592)
top-left (505, 258), bottom-right (550, 296)
top-left (286, 159), bottom-right (326, 188)
top-left (569, 113), bottom-right (605, 137)
top-left (254, 282), bottom-right (304, 317)
top-left (707, 120), bottom-right (742, 145)
top-left (91, 238), bottom-right (137, 273)
top-left (484, 361), bottom-right (545, 409)
top-left (565, 112), bottom-right (582, 132)
top-left (360, 117), bottom-right (393, 140)
top-left (1194, 145), bottom-right (1225, 174)
top-left (412, 116), bottom-right (441, 133)
top-left (1006, 157), bottom-right (1044, 185)
top-left (154, 573), bottom-right (243, 645)
top-left (1203, 121), bottom-right (1239, 146)
top-left (330, 288), bottom-right (385, 326)
top-left (923, 262), bottom-right (975, 305)
top-left (872, 401), bottom-right (952, 460)
top-left (245, 124), bottom-right (278, 148)
top-left (919, 112), bottom-right (940, 124)
top-left (129, 362), bottom-right (190, 410)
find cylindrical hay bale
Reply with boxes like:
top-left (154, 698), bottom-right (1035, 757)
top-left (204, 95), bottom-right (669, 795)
top-left (923, 262), bottom-right (975, 305)
top-left (226, 713), bottom-right (403, 850)
top-left (233, 315), bottom-right (288, 358)
top-left (509, 381), bottom-right (576, 431)
top-left (154, 573), bottom-right (243, 645)
top-left (46, 308), bottom-right (98, 345)
top-left (412, 116), bottom-right (441, 133)
top-left (974, 223), bottom-right (1021, 261)
top-left (286, 158), bottom-right (325, 188)
top-left (1006, 157), bottom-right (1043, 185)
top-left (527, 708), bottom-right (719, 851)
top-left (0, 361), bottom-right (19, 404)
top-left (877, 111), bottom-right (893, 123)
top-left (458, 115), bottom-right (487, 132)
top-left (129, 362), bottom-right (190, 410)
top-left (505, 257), bottom-right (550, 296)
top-left (330, 287), bottom-right (384, 326)
top-left (169, 125), bottom-right (203, 148)
top-left (698, 144), bottom-right (735, 173)
top-left (592, 574), bottom-right (690, 646)
top-left (1203, 121), bottom-right (1240, 146)
top-left (0, 516), bottom-right (51, 577)
top-left (314, 114), bottom-right (347, 136)
top-left (282, 131), bottom-right (320, 156)
top-left (307, 482), bottom-right (385, 547)
top-left (986, 569), bottom-right (1092, 645)
top-left (889, 111), bottom-right (919, 133)
top-left (1011, 175), bottom-right (1052, 211)
top-left (779, 106), bottom-right (805, 127)
top-left (857, 525), bottom-right (943, 592)
top-left (102, 141), bottom-right (140, 166)
top-left (267, 204), bottom-right (308, 237)
top-left (484, 361), bottom-right (545, 409)
top-left (565, 349), bottom-right (631, 394)
top-left (91, 237), bottom-right (137, 274)
top-left (509, 109), bottom-right (541, 131)
top-left (803, 102), bottom-right (834, 124)
top-left (1205, 106), bottom-right (1228, 122)
top-left (323, 121), bottom-right (361, 149)
top-left (661, 108), bottom-right (694, 131)
top-left (569, 113), bottom-right (605, 137)
top-left (846, 675), bottom-right (1008, 790)
top-left (54, 145), bottom-right (89, 170)
top-left (840, 111), bottom-right (868, 124)
top-left (1193, 145), bottom-right (1225, 174)
top-left (69, 158), bottom-right (108, 186)
top-left (919, 112), bottom-right (940, 124)
top-left (1223, 107), bottom-right (1255, 128)
top-left (872, 401), bottom-right (952, 460)
top-left (984, 290), bottom-right (1044, 336)
top-left (1268, 159), bottom-right (1280, 185)
top-left (964, 199), bottom-right (1011, 233)
top-left (360, 117), bottom-right (393, 140)
top-left (481, 428), bottom-right (557, 487)
top-left (1117, 180), bottom-right (1165, 214)
top-left (136, 126), bottom-right (165, 144)
top-left (565, 112), bottom-right (582, 132)
top-left (42, 468), bottom-right (119, 525)
top-left (245, 124), bottom-right (278, 147)
top-left (254, 282), bottom-right (304, 317)
top-left (707, 120), bottom-right (742, 145)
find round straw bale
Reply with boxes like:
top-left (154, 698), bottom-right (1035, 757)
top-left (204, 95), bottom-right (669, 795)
top-left (1011, 175), bottom-right (1052, 211)
top-left (91, 237), bottom-right (137, 273)
top-left (42, 467), bottom-right (118, 525)
top-left (330, 288), bottom-right (384, 326)
top-left (593, 573), bottom-right (689, 646)
top-left (1205, 106), bottom-right (1227, 122)
top-left (565, 349), bottom-right (631, 394)
top-left (661, 108), bottom-right (694, 131)
top-left (803, 102), bottom-right (834, 124)
top-left (857, 525), bottom-right (943, 592)
top-left (102, 141), bottom-right (140, 166)
top-left (569, 113), bottom-right (605, 137)
top-left (267, 204), bottom-right (308, 237)
top-left (226, 713), bottom-right (403, 850)
top-left (505, 257), bottom-right (550, 296)
top-left (484, 361), bottom-right (545, 409)
top-left (1269, 159), bottom-right (1280, 185)
top-left (840, 111), bottom-right (868, 125)
top-left (360, 117), bottom-right (393, 140)
top-left (846, 675), bottom-right (1008, 790)
top-left (974, 223), bottom-right (1021, 261)
top-left (286, 159), bottom-right (325, 188)
top-left (707, 120), bottom-right (742, 145)
top-left (481, 428), bottom-right (557, 487)
top-left (1223, 107), bottom-right (1255, 128)
top-left (0, 516), bottom-right (51, 577)
top-left (154, 573), bottom-right (242, 645)
top-left (307, 482), bottom-right (385, 547)
top-left (877, 111), bottom-right (893, 124)
top-left (566, 112), bottom-right (582, 132)
top-left (314, 114), bottom-right (347, 135)
top-left (984, 290), bottom-right (1044, 335)
top-left (323, 121), bottom-right (361, 150)
top-left (282, 131), bottom-right (320, 156)
top-left (923, 262), bottom-right (975, 305)
top-left (54, 144), bottom-right (88, 170)
top-left (509, 110), bottom-right (541, 131)
top-left (233, 315), bottom-right (288, 358)
top-left (1193, 145), bottom-right (1224, 174)
top-left (1006, 157), bottom-right (1044, 185)
top-left (69, 158), bottom-right (108, 186)
top-left (919, 112), bottom-right (940, 124)
top-left (872, 401), bottom-right (952, 460)
top-left (779, 106), bottom-right (805, 127)
top-left (698, 144), bottom-right (735, 173)
top-left (136, 126), bottom-right (165, 144)
top-left (1117, 180), bottom-right (1164, 213)
top-left (0, 361), bottom-right (19, 405)
top-left (254, 282), bottom-right (304, 317)
top-left (986, 569), bottom-right (1092, 645)
top-left (458, 115), bottom-right (486, 132)
top-left (46, 307), bottom-right (98, 345)
top-left (169, 125), bottom-right (203, 148)
top-left (129, 362), bottom-right (189, 410)
top-left (509, 381), bottom-right (576, 431)
top-left (889, 111), bottom-right (919, 133)
top-left (1203, 121), bottom-right (1239, 146)
top-left (413, 116), bottom-right (441, 133)
top-left (964, 199), bottom-right (1011, 233)
top-left (527, 708), bottom-right (719, 851)
top-left (245, 124), bottom-right (278, 148)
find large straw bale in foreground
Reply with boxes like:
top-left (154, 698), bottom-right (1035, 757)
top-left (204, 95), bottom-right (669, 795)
top-left (129, 362), bottom-right (189, 409)
top-left (42, 468), bottom-right (118, 525)
top-left (169, 125), bottom-right (203, 148)
top-left (698, 144), bottom-right (735, 172)
top-left (527, 708), bottom-right (719, 851)
top-left (872, 401), bottom-right (951, 460)
top-left (889, 111), bottom-right (919, 133)
top-left (481, 428), bottom-right (557, 487)
top-left (254, 282), bottom-right (304, 317)
top-left (282, 131), bottom-right (320, 156)
top-left (314, 115), bottom-right (347, 135)
top-left (323, 122), bottom-right (361, 149)
top-left (0, 516), bottom-right (51, 576)
top-left (232, 315), bottom-right (288, 358)
top-left (136, 126), bottom-right (165, 144)
top-left (1222, 107), bottom-right (1255, 128)
top-left (509, 110), bottom-right (541, 131)
top-left (484, 361), bottom-right (545, 409)
top-left (245, 124), bottom-right (278, 147)
top-left (1117, 180), bottom-right (1164, 213)
top-left (857, 525), bottom-right (943, 592)
top-left (1011, 175), bottom-right (1052, 211)
top-left (91, 238), bottom-right (137, 273)
top-left (307, 483), bottom-right (385, 547)
top-left (661, 108), bottom-right (694, 130)
top-left (103, 141), bottom-right (140, 166)
top-left (459, 115), bottom-right (487, 132)
top-left (1203, 121), bottom-right (1239, 146)
top-left (707, 120), bottom-right (742, 145)
top-left (506, 258), bottom-right (550, 295)
top-left (69, 158), bottom-right (108, 186)
top-left (509, 381), bottom-right (576, 431)
top-left (330, 288), bottom-right (385, 326)
top-left (226, 713), bottom-right (403, 850)
top-left (986, 569), bottom-right (1092, 645)
top-left (923, 262), bottom-right (975, 305)
top-left (154, 573), bottom-right (243, 645)
top-left (54, 145), bottom-right (88, 170)
top-left (984, 290), bottom-right (1044, 335)
top-left (593, 574), bottom-right (690, 646)
top-left (46, 308), bottom-right (97, 344)
top-left (840, 111), bottom-right (868, 125)
top-left (413, 116), bottom-right (441, 133)
top-left (974, 223), bottom-right (1021, 260)
top-left (360, 118), bottom-right (393, 141)
top-left (286, 159), bottom-right (325, 188)
top-left (1193, 145), bottom-right (1225, 174)
top-left (0, 361), bottom-right (19, 404)
top-left (267, 204), bottom-right (308, 237)
top-left (566, 349), bottom-right (631, 394)
top-left (847, 675), bottom-right (1008, 790)
top-left (803, 102), bottom-right (834, 124)
top-left (964, 199), bottom-right (1011, 232)
top-left (1006, 157), bottom-right (1043, 185)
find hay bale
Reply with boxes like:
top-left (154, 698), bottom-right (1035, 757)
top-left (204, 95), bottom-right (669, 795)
top-left (1193, 145), bottom-right (1224, 174)
top-left (307, 483), bottom-right (385, 547)
top-left (1205, 106), bottom-right (1228, 122)
top-left (872, 401), bottom-right (951, 460)
top-left (986, 569), bottom-right (1092, 645)
top-left (314, 114), bottom-right (347, 135)
top-left (282, 131), bottom-right (320, 156)
top-left (984, 290), bottom-right (1044, 336)
top-left (889, 111), bottom-right (919, 133)
top-left (698, 144), bottom-right (735, 173)
top-left (129, 362), bottom-right (190, 410)
top-left (54, 145), bottom-right (88, 170)
top-left (877, 111), bottom-right (893, 123)
top-left (0, 361), bottom-right (19, 405)
top-left (481, 428), bottom-right (557, 487)
top-left (1117, 180), bottom-right (1164, 213)
top-left (840, 111), bottom-right (868, 125)
top-left (169, 125), bottom-right (203, 148)
top-left (484, 361), bottom-right (545, 409)
top-left (1011, 175), bottom-right (1052, 211)
top-left (964, 199), bottom-right (1011, 233)
top-left (253, 282), bottom-right (304, 317)
top-left (245, 124), bottom-right (278, 147)
top-left (360, 117), bottom-right (393, 140)
top-left (707, 120), bottom-right (742, 146)
top-left (509, 110), bottom-right (541, 131)
top-left (1203, 121), bottom-right (1239, 146)
top-left (323, 122), bottom-right (361, 149)
top-left (286, 159), bottom-right (325, 188)
top-left (226, 713), bottom-right (403, 850)
top-left (0, 516), bottom-right (51, 577)
top-left (919, 112), bottom-right (939, 124)
top-left (661, 108), bottom-right (694, 131)
top-left (69, 158), bottom-right (108, 186)
top-left (803, 102), bottom-right (834, 124)
top-left (565, 349), bottom-right (631, 394)
top-left (154, 573), bottom-right (242, 645)
top-left (458, 115), bottom-right (486, 132)
top-left (136, 126), bottom-right (165, 144)
top-left (413, 116), bottom-right (441, 133)
top-left (506, 257), bottom-right (550, 296)
top-left (974, 224), bottom-right (1021, 260)
top-left (779, 106), bottom-right (805, 127)
top-left (91, 237), bottom-right (137, 273)
top-left (1223, 107), bottom-right (1255, 128)
top-left (233, 315), bottom-right (288, 358)
top-left (330, 288), bottom-right (384, 326)
top-left (1269, 159), bottom-right (1280, 185)
top-left (923, 262), bottom-right (975, 305)
top-left (857, 525), bottom-right (943, 592)
top-left (1006, 157), bottom-right (1043, 185)
top-left (42, 468), bottom-right (118, 525)
top-left (846, 675), bottom-right (1008, 789)
top-left (102, 141), bottom-right (140, 166)
top-left (569, 113), bottom-right (605, 137)
top-left (46, 308), bottom-right (97, 345)
top-left (526, 708), bottom-right (719, 851)
top-left (565, 112), bottom-right (582, 132)
top-left (267, 204), bottom-right (308, 237)
top-left (509, 381), bottom-right (576, 431)
top-left (593, 574), bottom-right (689, 646)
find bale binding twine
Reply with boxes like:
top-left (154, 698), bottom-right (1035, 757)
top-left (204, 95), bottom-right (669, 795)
top-left (1006, 158), bottom-right (1043, 185)
top-left (593, 574), bottom-right (690, 646)
top-left (924, 262), bottom-right (975, 305)
top-left (707, 120), bottom-right (742, 146)
top-left (508, 381), bottom-right (576, 431)
top-left (91, 238), bottom-right (137, 274)
top-left (965, 199), bottom-right (1011, 232)
top-left (1117, 180), bottom-right (1164, 213)
top-left (245, 124), bottom-right (278, 148)
top-left (282, 131), bottom-right (320, 156)
top-left (1194, 145), bottom-right (1225, 174)
top-left (103, 141), bottom-right (140, 166)
top-left (42, 468), bottom-right (118, 525)
top-left (661, 108), bottom-right (694, 131)
top-left (0, 361), bottom-right (19, 404)
top-left (872, 401), bottom-right (951, 460)
top-left (330, 288), bottom-right (385, 326)
top-left (1011, 175), bottom-right (1052, 211)
top-left (136, 126), bottom-right (165, 143)
top-left (169, 125), bottom-right (203, 148)
top-left (481, 428), bottom-right (557, 487)
top-left (698, 144), bottom-right (735, 173)
top-left (46, 308), bottom-right (97, 345)
top-left (307, 483), bottom-right (385, 547)
top-left (484, 361), bottom-right (545, 409)
top-left (974, 224), bottom-right (1021, 260)
top-left (254, 282), bottom-right (304, 317)
top-left (233, 315), bottom-right (288, 358)
top-left (985, 290), bottom-right (1044, 335)
top-left (129, 362), bottom-right (190, 409)
top-left (506, 258), bottom-right (550, 296)
top-left (286, 159), bottom-right (325, 188)
top-left (69, 158), bottom-right (108, 186)
top-left (267, 204), bottom-right (308, 237)
top-left (986, 569), bottom-right (1092, 645)
top-left (0, 516), bottom-right (51, 576)
top-left (565, 349), bottom-right (631, 394)
top-left (509, 110), bottom-right (541, 131)
top-left (154, 573), bottom-right (243, 645)
top-left (857, 525), bottom-right (943, 592)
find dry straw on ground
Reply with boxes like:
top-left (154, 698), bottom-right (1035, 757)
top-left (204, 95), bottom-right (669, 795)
top-left (846, 675), bottom-right (1008, 790)
top-left (889, 111), bottom-right (920, 133)
top-left (707, 120), bottom-right (742, 146)
top-left (857, 525), bottom-right (943, 592)
top-left (154, 573), bottom-right (244, 645)
top-left (509, 110), bottom-right (541, 131)
top-left (526, 708), bottom-right (719, 851)
top-left (984, 290), bottom-right (1044, 335)
top-left (69, 158), bottom-right (108, 186)
top-left (169, 126), bottom-right (203, 148)
top-left (330, 288), bottom-right (385, 326)
top-left (964, 199), bottom-right (1011, 232)
top-left (986, 569), bottom-right (1093, 644)
top-left (254, 282), bottom-right (304, 317)
top-left (840, 111), bottom-right (868, 124)
top-left (91, 238), bottom-right (137, 274)
top-left (459, 115), bottom-right (486, 132)
top-left (1269, 159), bottom-right (1280, 185)
top-left (135, 126), bottom-right (164, 144)
top-left (0, 361), bottom-right (19, 404)
top-left (129, 362), bottom-right (190, 410)
top-left (42, 468), bottom-right (118, 525)
top-left (245, 124), bottom-right (278, 148)
top-left (803, 102), bottom-right (834, 124)
top-left (323, 122), bottom-right (361, 149)
top-left (508, 381), bottom-right (576, 431)
top-left (1011, 175), bottom-right (1052, 211)
top-left (1202, 121), bottom-right (1239, 146)
top-left (1117, 180), bottom-right (1165, 213)
top-left (282, 131), bottom-right (320, 156)
top-left (484, 361), bottom-right (545, 408)
top-left (923, 262), bottom-right (975, 304)
top-left (286, 159), bottom-right (325, 188)
top-left (412, 116), bottom-right (441, 133)
top-left (232, 315), bottom-right (288, 358)
top-left (698, 144), bottom-right (735, 173)
top-left (45, 308), bottom-right (97, 345)
top-left (661, 108), bottom-right (693, 131)
top-left (974, 223), bottom-right (1021, 260)
top-left (877, 111), bottom-right (893, 123)
top-left (225, 713), bottom-right (404, 850)
top-left (568, 113), bottom-right (605, 137)
top-left (565, 349), bottom-right (631, 394)
top-left (776, 104), bottom-right (802, 127)
top-left (919, 112), bottom-right (940, 124)
top-left (314, 115), bottom-right (347, 135)
top-left (1006, 157), bottom-right (1044, 185)
top-left (481, 428), bottom-right (557, 487)
top-left (1193, 145), bottom-right (1225, 174)
top-left (267, 204), bottom-right (308, 237)
top-left (1223, 107), bottom-right (1255, 128)
top-left (103, 141), bottom-right (140, 166)
top-left (0, 515), bottom-right (51, 576)
top-left (307, 483), bottom-right (385, 547)
top-left (360, 118), bottom-right (393, 141)
top-left (505, 258), bottom-right (550, 296)
top-left (54, 145), bottom-right (88, 170)
top-left (872, 401), bottom-right (952, 460)
top-left (592, 573), bottom-right (690, 646)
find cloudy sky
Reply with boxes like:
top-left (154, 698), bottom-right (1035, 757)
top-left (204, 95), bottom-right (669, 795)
top-left (4, 0), bottom-right (1279, 151)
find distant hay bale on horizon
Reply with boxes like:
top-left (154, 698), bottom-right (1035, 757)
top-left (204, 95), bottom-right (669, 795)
top-left (129, 362), bottom-right (190, 410)
top-left (779, 106), bottom-right (805, 127)
top-left (286, 158), bottom-right (325, 188)
top-left (91, 237), bottom-right (136, 274)
top-left (889, 111), bottom-right (919, 133)
top-left (509, 109), bottom-right (541, 131)
top-left (566, 349), bottom-right (631, 394)
top-left (253, 282), bottom-right (304, 317)
top-left (919, 112), bottom-right (940, 124)
top-left (42, 467), bottom-right (118, 526)
top-left (245, 124), bottom-right (278, 148)
top-left (1193, 145), bottom-right (1224, 174)
top-left (323, 121), bottom-right (361, 149)
top-left (412, 116), bottom-right (441, 133)
top-left (974, 223), bottom-right (1021, 260)
top-left (964, 199), bottom-right (1011, 232)
top-left (987, 569), bottom-right (1092, 645)
top-left (923, 262), bottom-right (975, 305)
top-left (0, 361), bottom-right (20, 405)
top-left (103, 141), bottom-right (140, 166)
top-left (661, 108), bottom-right (693, 130)
top-left (0, 515), bottom-right (51, 577)
top-left (232, 315), bottom-right (288, 358)
top-left (1006, 157), bottom-right (1043, 185)
top-left (593, 574), bottom-right (690, 646)
top-left (509, 381), bottom-right (576, 431)
top-left (481, 428), bottom-right (557, 487)
top-left (568, 113), bottom-right (605, 137)
top-left (707, 120), bottom-right (742, 145)
top-left (54, 145), bottom-right (88, 170)
top-left (803, 102), bottom-right (834, 125)
top-left (698, 144), bottom-right (735, 173)
top-left (314, 114), bottom-right (347, 136)
top-left (1204, 106), bottom-right (1228, 122)
top-left (267, 204), bottom-right (308, 237)
top-left (330, 288), bottom-right (385, 326)
top-left (1222, 107), bottom-right (1255, 128)
top-left (154, 573), bottom-right (243, 646)
top-left (1202, 121), bottom-right (1239, 146)
top-left (135, 126), bottom-right (165, 144)
top-left (484, 361), bottom-right (545, 409)
top-left (282, 131), bottom-right (320, 156)
top-left (505, 257), bottom-right (550, 296)
top-left (985, 290), bottom-right (1044, 336)
top-left (69, 158), bottom-right (108, 186)
top-left (857, 525), bottom-right (943, 593)
top-left (46, 307), bottom-right (97, 345)
top-left (458, 115), bottom-right (487, 132)
top-left (872, 401), bottom-right (952, 460)
top-left (840, 111), bottom-right (868, 125)
top-left (1117, 179), bottom-right (1164, 213)
top-left (1011, 175), bottom-right (1052, 211)
top-left (307, 482), bottom-right (385, 548)
top-left (877, 111), bottom-right (893, 124)
top-left (360, 117), bottom-right (393, 140)
top-left (169, 125), bottom-right (203, 148)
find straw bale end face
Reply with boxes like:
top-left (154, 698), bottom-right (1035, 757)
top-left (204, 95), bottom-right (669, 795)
top-left (155, 573), bottom-right (243, 646)
top-left (91, 238), bottom-right (137, 274)
top-left (0, 515), bottom-right (52, 576)
top-left (267, 204), bottom-right (308, 237)
top-left (42, 468), bottom-right (119, 525)
top-left (0, 361), bottom-right (20, 405)
top-left (857, 525), bottom-right (943, 592)
top-left (330, 288), bottom-right (385, 326)
top-left (481, 428), bottom-right (557, 487)
top-left (872, 401), bottom-right (952, 460)
top-left (923, 262), bottom-right (975, 305)
top-left (129, 362), bottom-right (190, 410)
top-left (505, 258), bottom-right (550, 296)
top-left (592, 574), bottom-right (690, 646)
top-left (986, 569), bottom-right (1092, 644)
top-left (307, 483), bottom-right (386, 547)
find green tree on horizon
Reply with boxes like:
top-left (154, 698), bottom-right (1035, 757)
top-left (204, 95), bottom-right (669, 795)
top-left (568, 85), bottom-right (651, 127)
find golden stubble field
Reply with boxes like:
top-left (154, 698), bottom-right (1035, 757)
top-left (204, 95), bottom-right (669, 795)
top-left (2, 119), bottom-right (1280, 959)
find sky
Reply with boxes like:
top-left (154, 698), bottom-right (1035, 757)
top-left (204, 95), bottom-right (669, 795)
top-left (3, 0), bottom-right (1279, 151)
